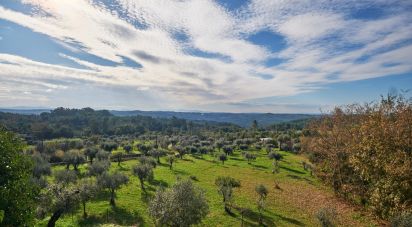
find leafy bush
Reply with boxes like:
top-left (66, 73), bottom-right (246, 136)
top-left (316, 207), bottom-right (336, 227)
top-left (302, 95), bottom-right (412, 218)
top-left (391, 213), bottom-right (412, 227)
top-left (149, 180), bottom-right (209, 226)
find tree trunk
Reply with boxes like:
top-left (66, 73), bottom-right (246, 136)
top-left (224, 204), bottom-right (232, 214)
top-left (169, 163), bottom-right (172, 170)
top-left (83, 201), bottom-right (87, 218)
top-left (110, 189), bottom-right (116, 206)
top-left (140, 179), bottom-right (145, 192)
top-left (47, 209), bottom-right (63, 227)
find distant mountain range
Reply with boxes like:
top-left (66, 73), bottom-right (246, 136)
top-left (0, 108), bottom-right (317, 127)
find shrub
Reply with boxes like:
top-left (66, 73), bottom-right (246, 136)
top-left (391, 213), bottom-right (412, 227)
top-left (149, 180), bottom-right (209, 226)
top-left (302, 95), bottom-right (412, 218)
top-left (316, 207), bottom-right (336, 227)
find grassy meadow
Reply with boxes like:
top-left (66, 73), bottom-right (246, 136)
top-left (35, 149), bottom-right (379, 227)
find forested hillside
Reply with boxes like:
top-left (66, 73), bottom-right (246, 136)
top-left (0, 107), bottom-right (239, 142)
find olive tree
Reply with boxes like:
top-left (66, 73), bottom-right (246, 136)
top-left (149, 180), bottom-right (209, 227)
top-left (111, 150), bottom-right (125, 166)
top-left (166, 155), bottom-right (175, 170)
top-left (97, 171), bottom-right (129, 206)
top-left (37, 183), bottom-right (80, 227)
top-left (215, 176), bottom-right (240, 213)
top-left (96, 150), bottom-right (110, 161)
top-left (218, 152), bottom-right (227, 165)
top-left (88, 160), bottom-right (110, 176)
top-left (63, 149), bottom-right (85, 171)
top-left (32, 154), bottom-right (51, 188)
top-left (137, 143), bottom-right (151, 155)
top-left (78, 178), bottom-right (98, 218)
top-left (138, 156), bottom-right (157, 168)
top-left (54, 169), bottom-right (77, 185)
top-left (268, 151), bottom-right (282, 173)
top-left (149, 149), bottom-right (166, 164)
top-left (122, 144), bottom-right (133, 154)
top-left (32, 154), bottom-right (51, 178)
top-left (242, 151), bottom-right (256, 164)
top-left (222, 145), bottom-right (233, 156)
top-left (255, 184), bottom-right (269, 225)
top-left (175, 146), bottom-right (186, 159)
top-left (84, 147), bottom-right (98, 164)
top-left (133, 164), bottom-right (154, 192)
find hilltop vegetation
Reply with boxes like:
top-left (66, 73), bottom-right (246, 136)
top-left (0, 108), bottom-right (316, 128)
top-left (110, 110), bottom-right (316, 127)
top-left (0, 107), bottom-right (239, 142)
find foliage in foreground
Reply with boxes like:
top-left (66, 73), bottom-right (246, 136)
top-left (0, 127), bottom-right (38, 226)
top-left (302, 94), bottom-right (412, 218)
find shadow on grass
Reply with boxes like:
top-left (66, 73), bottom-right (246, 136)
top-left (78, 206), bottom-right (144, 226)
top-left (303, 177), bottom-right (314, 185)
top-left (287, 174), bottom-right (302, 180)
top-left (280, 166), bottom-right (305, 174)
top-left (139, 189), bottom-right (154, 203)
top-left (266, 210), bottom-right (305, 226)
top-left (157, 162), bottom-right (169, 168)
top-left (191, 155), bottom-right (204, 160)
top-left (232, 206), bottom-right (274, 226)
top-left (149, 178), bottom-right (169, 187)
top-left (116, 165), bottom-right (130, 171)
top-left (233, 206), bottom-right (305, 227)
top-left (94, 190), bottom-right (112, 203)
top-left (172, 169), bottom-right (189, 175)
top-left (230, 157), bottom-right (244, 161)
top-left (251, 163), bottom-right (268, 169)
top-left (182, 158), bottom-right (194, 162)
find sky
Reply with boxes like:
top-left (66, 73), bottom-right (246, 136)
top-left (0, 0), bottom-right (411, 113)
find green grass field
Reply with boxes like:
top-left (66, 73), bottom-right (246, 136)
top-left (35, 149), bottom-right (379, 227)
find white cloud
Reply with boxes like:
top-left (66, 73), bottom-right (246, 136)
top-left (278, 13), bottom-right (345, 41)
top-left (0, 0), bottom-right (411, 111)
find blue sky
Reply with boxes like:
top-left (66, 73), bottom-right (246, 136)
top-left (0, 0), bottom-right (411, 113)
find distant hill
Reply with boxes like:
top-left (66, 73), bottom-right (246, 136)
top-left (0, 108), bottom-right (316, 127)
top-left (110, 110), bottom-right (316, 127)
top-left (0, 108), bottom-right (51, 115)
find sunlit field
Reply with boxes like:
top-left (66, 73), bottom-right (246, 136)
top-left (35, 148), bottom-right (378, 227)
